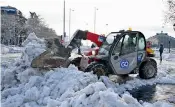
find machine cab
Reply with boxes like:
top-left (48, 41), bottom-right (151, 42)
top-left (98, 30), bottom-right (147, 75)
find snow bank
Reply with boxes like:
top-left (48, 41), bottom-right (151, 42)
top-left (1, 44), bottom-right (24, 54)
top-left (1, 66), bottom-right (98, 107)
top-left (1, 33), bottom-right (174, 107)
top-left (1, 44), bottom-right (10, 54)
top-left (2, 70), bottom-right (173, 107)
top-left (2, 32), bottom-right (46, 90)
top-left (21, 32), bottom-right (46, 63)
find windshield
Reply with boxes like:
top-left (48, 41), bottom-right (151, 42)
top-left (98, 33), bottom-right (121, 55)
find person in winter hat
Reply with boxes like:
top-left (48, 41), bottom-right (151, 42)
top-left (159, 43), bottom-right (164, 62)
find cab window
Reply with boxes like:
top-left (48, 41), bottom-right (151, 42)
top-left (120, 33), bottom-right (137, 55)
top-left (112, 37), bottom-right (123, 54)
top-left (138, 35), bottom-right (145, 51)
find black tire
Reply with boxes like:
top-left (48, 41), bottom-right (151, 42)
top-left (85, 62), bottom-right (108, 79)
top-left (147, 54), bottom-right (155, 57)
top-left (139, 60), bottom-right (157, 79)
top-left (117, 74), bottom-right (129, 78)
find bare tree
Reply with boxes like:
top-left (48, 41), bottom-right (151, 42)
top-left (165, 0), bottom-right (175, 25)
top-left (1, 14), bottom-right (27, 45)
top-left (1, 10), bottom-right (58, 46)
top-left (26, 12), bottom-right (58, 39)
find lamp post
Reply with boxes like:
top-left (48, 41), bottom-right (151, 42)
top-left (94, 7), bottom-right (98, 33)
top-left (169, 36), bottom-right (170, 53)
top-left (105, 24), bottom-right (108, 35)
top-left (69, 8), bottom-right (74, 41)
top-left (63, 0), bottom-right (66, 42)
top-left (85, 22), bottom-right (88, 30)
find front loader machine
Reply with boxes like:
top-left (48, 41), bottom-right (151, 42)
top-left (31, 29), bottom-right (157, 79)
top-left (31, 30), bottom-right (105, 69)
top-left (84, 30), bottom-right (157, 79)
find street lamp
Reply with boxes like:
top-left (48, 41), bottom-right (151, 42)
top-left (105, 24), bottom-right (108, 35)
top-left (69, 8), bottom-right (74, 41)
top-left (94, 7), bottom-right (98, 33)
top-left (85, 22), bottom-right (88, 30)
top-left (63, 0), bottom-right (66, 41)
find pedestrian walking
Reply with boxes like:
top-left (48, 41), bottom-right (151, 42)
top-left (159, 43), bottom-right (164, 63)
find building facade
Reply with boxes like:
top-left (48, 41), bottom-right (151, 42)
top-left (147, 32), bottom-right (175, 48)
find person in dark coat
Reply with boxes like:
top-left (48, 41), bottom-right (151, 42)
top-left (159, 44), bottom-right (164, 62)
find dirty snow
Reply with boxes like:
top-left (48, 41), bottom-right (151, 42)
top-left (1, 33), bottom-right (175, 107)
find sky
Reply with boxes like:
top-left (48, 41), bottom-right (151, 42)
top-left (0, 0), bottom-right (175, 38)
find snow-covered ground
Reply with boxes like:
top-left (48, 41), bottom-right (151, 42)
top-left (154, 51), bottom-right (175, 62)
top-left (1, 44), bottom-right (24, 54)
top-left (1, 43), bottom-right (24, 71)
top-left (1, 33), bottom-right (175, 107)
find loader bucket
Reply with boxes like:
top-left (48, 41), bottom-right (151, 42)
top-left (31, 30), bottom-right (86, 69)
top-left (31, 50), bottom-right (71, 68)
top-left (31, 38), bottom-right (71, 68)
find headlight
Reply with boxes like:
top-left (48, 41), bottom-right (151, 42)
top-left (92, 50), bottom-right (96, 56)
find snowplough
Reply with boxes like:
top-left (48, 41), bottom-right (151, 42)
top-left (31, 29), bottom-right (157, 79)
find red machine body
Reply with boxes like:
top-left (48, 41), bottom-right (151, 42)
top-left (82, 31), bottom-right (105, 56)
top-left (86, 32), bottom-right (104, 47)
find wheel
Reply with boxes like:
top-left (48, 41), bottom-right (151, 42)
top-left (147, 53), bottom-right (155, 57)
top-left (139, 60), bottom-right (157, 79)
top-left (117, 74), bottom-right (129, 78)
top-left (85, 62), bottom-right (108, 78)
top-left (69, 57), bottom-right (81, 70)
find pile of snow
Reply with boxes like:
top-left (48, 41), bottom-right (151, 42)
top-left (1, 67), bottom-right (99, 107)
top-left (2, 68), bottom-right (173, 107)
top-left (1, 32), bottom-right (46, 90)
top-left (21, 32), bottom-right (46, 64)
top-left (1, 33), bottom-right (175, 107)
